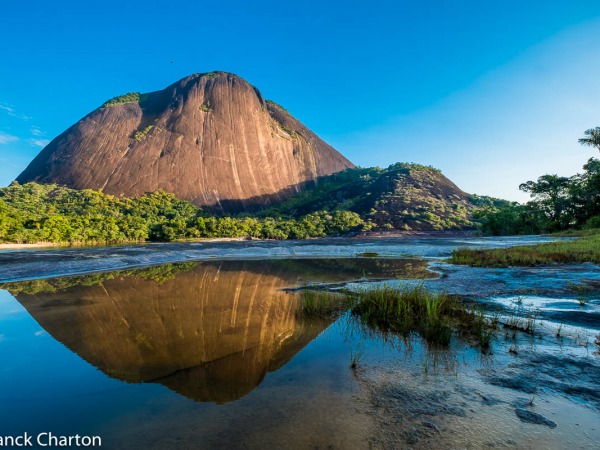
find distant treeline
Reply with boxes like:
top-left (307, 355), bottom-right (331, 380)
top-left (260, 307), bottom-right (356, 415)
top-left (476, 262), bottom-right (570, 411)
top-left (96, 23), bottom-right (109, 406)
top-left (0, 182), bottom-right (368, 244)
top-left (0, 162), bottom-right (480, 245)
top-left (476, 157), bottom-right (600, 235)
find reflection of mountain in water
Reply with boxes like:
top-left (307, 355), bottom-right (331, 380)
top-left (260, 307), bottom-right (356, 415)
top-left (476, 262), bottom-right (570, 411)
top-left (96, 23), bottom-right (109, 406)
top-left (6, 258), bottom-right (432, 404)
top-left (11, 261), bottom-right (335, 403)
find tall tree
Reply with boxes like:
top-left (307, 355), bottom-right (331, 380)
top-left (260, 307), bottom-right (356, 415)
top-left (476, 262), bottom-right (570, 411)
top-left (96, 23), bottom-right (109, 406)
top-left (578, 127), bottom-right (600, 152)
top-left (519, 175), bottom-right (572, 230)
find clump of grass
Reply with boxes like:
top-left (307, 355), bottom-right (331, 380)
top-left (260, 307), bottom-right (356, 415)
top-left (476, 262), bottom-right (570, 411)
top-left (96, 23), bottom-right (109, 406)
top-left (350, 342), bottom-right (365, 369)
top-left (524, 311), bottom-right (538, 335)
top-left (297, 289), bottom-right (350, 318)
top-left (501, 307), bottom-right (539, 336)
top-left (133, 125), bottom-right (153, 142)
top-left (200, 100), bottom-right (213, 112)
top-left (449, 232), bottom-right (600, 267)
top-left (351, 284), bottom-right (494, 349)
top-left (472, 308), bottom-right (494, 350)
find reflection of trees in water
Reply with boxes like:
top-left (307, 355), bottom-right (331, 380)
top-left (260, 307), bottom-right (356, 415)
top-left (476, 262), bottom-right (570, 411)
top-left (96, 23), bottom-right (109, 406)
top-left (9, 261), bottom-right (336, 404)
top-left (1, 257), bottom-right (434, 296)
top-left (3, 258), bottom-right (437, 403)
top-left (269, 258), bottom-right (435, 282)
top-left (1, 262), bottom-right (199, 295)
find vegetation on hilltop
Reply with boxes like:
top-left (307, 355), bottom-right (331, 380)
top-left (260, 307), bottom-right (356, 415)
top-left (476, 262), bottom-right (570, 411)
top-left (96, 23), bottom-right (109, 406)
top-left (261, 163), bottom-right (474, 231)
top-left (265, 100), bottom-right (289, 113)
top-left (101, 92), bottom-right (142, 108)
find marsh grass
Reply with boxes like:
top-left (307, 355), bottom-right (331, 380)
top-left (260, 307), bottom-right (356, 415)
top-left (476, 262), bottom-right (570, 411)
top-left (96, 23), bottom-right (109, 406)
top-left (350, 284), bottom-right (495, 349)
top-left (449, 232), bottom-right (600, 267)
top-left (350, 343), bottom-right (365, 369)
top-left (297, 290), bottom-right (351, 318)
top-left (501, 307), bottom-right (539, 336)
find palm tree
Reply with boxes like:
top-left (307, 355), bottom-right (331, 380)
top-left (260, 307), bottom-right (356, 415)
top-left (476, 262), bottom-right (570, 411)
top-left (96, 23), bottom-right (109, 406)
top-left (578, 127), bottom-right (600, 151)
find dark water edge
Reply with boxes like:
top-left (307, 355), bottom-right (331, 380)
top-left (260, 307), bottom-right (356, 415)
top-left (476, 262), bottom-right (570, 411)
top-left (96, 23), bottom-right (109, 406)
top-left (0, 239), bottom-right (598, 449)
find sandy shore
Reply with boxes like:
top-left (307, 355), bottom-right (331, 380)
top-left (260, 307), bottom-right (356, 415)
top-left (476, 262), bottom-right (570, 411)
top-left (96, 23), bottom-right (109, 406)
top-left (0, 242), bottom-right (61, 250)
top-left (0, 237), bottom-right (249, 251)
top-left (0, 232), bottom-right (476, 252)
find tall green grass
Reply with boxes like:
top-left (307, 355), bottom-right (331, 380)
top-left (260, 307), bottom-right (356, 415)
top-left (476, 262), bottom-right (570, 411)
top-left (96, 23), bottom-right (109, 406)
top-left (351, 285), bottom-right (494, 349)
top-left (297, 290), bottom-right (351, 318)
top-left (450, 232), bottom-right (600, 267)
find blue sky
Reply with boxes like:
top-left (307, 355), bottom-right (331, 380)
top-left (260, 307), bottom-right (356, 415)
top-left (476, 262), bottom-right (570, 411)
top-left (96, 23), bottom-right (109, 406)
top-left (1, 1), bottom-right (599, 200)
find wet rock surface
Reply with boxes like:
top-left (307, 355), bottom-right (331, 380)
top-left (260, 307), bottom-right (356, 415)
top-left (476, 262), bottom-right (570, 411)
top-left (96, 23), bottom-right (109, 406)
top-left (514, 408), bottom-right (557, 428)
top-left (483, 352), bottom-right (600, 408)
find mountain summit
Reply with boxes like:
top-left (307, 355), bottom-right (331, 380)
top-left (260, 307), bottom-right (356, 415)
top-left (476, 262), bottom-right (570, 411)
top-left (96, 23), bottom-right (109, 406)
top-left (17, 72), bottom-right (354, 212)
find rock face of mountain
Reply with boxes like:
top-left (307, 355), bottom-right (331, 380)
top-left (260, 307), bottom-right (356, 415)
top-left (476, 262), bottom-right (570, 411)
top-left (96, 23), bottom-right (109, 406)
top-left (16, 72), bottom-right (353, 212)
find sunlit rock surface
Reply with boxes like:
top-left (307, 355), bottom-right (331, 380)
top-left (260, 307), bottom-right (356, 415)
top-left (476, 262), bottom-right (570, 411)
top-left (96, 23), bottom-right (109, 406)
top-left (16, 72), bottom-right (353, 212)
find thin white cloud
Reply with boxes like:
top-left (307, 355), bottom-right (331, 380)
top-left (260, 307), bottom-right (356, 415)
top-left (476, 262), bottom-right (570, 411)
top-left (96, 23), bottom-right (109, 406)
top-left (30, 126), bottom-right (45, 136)
top-left (0, 103), bottom-right (32, 121)
top-left (29, 138), bottom-right (50, 148)
top-left (0, 132), bottom-right (19, 144)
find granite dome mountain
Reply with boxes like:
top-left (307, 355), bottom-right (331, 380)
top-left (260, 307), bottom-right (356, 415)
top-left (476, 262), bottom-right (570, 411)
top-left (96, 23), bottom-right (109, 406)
top-left (17, 72), bottom-right (353, 212)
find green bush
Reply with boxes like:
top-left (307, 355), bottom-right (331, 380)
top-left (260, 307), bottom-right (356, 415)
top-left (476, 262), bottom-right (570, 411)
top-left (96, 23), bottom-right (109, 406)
top-left (102, 92), bottom-right (141, 108)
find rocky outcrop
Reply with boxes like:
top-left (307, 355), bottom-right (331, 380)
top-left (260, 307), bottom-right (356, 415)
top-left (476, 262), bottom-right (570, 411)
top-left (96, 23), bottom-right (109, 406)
top-left (16, 72), bottom-right (353, 212)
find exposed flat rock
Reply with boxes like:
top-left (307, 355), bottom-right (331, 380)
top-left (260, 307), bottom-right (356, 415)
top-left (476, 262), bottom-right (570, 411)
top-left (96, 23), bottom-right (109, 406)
top-left (515, 408), bottom-right (557, 428)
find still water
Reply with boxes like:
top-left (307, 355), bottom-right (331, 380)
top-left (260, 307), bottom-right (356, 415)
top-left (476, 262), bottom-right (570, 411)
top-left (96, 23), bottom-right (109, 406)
top-left (0, 238), bottom-right (599, 449)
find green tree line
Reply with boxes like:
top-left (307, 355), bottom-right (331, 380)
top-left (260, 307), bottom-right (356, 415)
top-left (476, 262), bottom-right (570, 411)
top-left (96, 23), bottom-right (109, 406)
top-left (476, 128), bottom-right (600, 235)
top-left (0, 183), bottom-right (366, 244)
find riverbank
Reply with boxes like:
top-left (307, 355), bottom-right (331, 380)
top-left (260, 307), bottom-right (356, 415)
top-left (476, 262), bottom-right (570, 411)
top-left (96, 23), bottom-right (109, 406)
top-left (449, 229), bottom-right (600, 267)
top-left (0, 242), bottom-right (61, 250)
top-left (0, 230), bottom-right (476, 252)
top-left (0, 235), bottom-right (555, 283)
